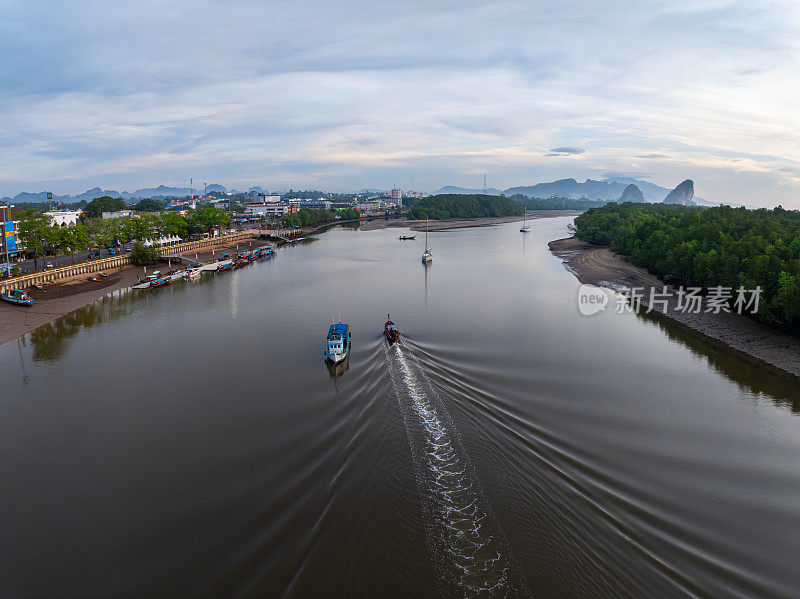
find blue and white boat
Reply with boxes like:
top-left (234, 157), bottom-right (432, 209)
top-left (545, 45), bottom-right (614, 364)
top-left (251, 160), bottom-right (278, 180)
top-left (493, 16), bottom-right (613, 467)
top-left (324, 322), bottom-right (350, 365)
top-left (1, 288), bottom-right (33, 306)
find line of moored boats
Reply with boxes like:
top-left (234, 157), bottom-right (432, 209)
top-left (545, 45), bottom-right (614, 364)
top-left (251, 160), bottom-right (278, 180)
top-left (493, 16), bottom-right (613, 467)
top-left (132, 244), bottom-right (276, 289)
top-left (0, 244), bottom-right (278, 304)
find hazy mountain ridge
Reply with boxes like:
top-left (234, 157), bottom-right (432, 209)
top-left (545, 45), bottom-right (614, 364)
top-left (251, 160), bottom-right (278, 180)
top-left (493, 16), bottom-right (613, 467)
top-left (434, 186), bottom-right (504, 196)
top-left (1, 184), bottom-right (233, 205)
top-left (440, 176), bottom-right (711, 205)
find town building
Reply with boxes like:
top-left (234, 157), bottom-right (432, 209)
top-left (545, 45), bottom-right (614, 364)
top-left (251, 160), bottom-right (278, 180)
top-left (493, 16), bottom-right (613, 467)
top-left (0, 205), bottom-right (20, 263)
top-left (391, 188), bottom-right (403, 201)
top-left (289, 199), bottom-right (332, 211)
top-left (102, 210), bottom-right (134, 219)
top-left (245, 202), bottom-right (289, 217)
top-left (46, 210), bottom-right (81, 227)
top-left (356, 199), bottom-right (387, 213)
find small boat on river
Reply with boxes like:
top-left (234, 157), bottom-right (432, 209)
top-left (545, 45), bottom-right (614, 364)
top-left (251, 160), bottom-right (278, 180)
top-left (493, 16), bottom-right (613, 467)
top-left (324, 322), bottom-right (351, 365)
top-left (384, 314), bottom-right (400, 344)
top-left (399, 235), bottom-right (416, 240)
top-left (422, 219), bottom-right (432, 263)
top-left (1, 288), bottom-right (33, 306)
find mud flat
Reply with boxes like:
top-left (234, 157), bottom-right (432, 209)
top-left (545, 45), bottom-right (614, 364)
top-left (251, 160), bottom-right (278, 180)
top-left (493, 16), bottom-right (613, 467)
top-left (550, 236), bottom-right (800, 378)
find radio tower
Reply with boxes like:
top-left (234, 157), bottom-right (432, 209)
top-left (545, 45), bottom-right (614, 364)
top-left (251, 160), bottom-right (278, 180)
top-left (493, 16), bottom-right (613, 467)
top-left (483, 173), bottom-right (487, 194)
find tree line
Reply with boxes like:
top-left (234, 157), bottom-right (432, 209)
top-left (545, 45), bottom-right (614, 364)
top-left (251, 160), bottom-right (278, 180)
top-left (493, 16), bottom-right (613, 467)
top-left (280, 208), bottom-right (343, 228)
top-left (408, 194), bottom-right (524, 220)
top-left (573, 202), bottom-right (800, 328)
top-left (15, 205), bottom-right (230, 270)
top-left (510, 195), bottom-right (607, 210)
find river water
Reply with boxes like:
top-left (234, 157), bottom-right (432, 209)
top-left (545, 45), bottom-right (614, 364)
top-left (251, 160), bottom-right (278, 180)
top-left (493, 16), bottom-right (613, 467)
top-left (1, 217), bottom-right (799, 598)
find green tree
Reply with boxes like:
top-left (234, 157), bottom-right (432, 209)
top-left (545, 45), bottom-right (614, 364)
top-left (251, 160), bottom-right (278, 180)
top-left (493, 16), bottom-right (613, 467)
top-left (84, 196), bottom-right (128, 218)
top-left (130, 241), bottom-right (161, 265)
top-left (17, 210), bottom-right (55, 270)
top-left (157, 212), bottom-right (188, 238)
top-left (55, 225), bottom-right (89, 264)
top-left (408, 194), bottom-right (524, 220)
top-left (133, 198), bottom-right (165, 212)
top-left (187, 205), bottom-right (230, 234)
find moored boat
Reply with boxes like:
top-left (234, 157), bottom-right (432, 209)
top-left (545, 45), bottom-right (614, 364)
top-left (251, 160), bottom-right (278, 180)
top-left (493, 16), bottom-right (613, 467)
top-left (422, 219), bottom-right (432, 263)
top-left (384, 314), bottom-right (400, 343)
top-left (1, 288), bottom-right (33, 306)
top-left (149, 276), bottom-right (171, 288)
top-left (216, 261), bottom-right (233, 272)
top-left (324, 322), bottom-right (351, 365)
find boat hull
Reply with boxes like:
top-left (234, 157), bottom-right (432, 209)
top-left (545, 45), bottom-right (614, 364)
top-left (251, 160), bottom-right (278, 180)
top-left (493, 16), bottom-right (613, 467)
top-left (324, 352), bottom-right (348, 365)
top-left (1, 295), bottom-right (33, 306)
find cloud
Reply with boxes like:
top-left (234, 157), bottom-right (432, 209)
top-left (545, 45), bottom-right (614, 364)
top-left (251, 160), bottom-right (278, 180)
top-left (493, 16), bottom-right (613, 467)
top-left (0, 0), bottom-right (799, 206)
top-left (548, 147), bottom-right (586, 156)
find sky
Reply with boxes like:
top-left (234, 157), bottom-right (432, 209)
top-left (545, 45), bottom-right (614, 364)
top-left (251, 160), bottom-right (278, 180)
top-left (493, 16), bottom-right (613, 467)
top-left (1, 0), bottom-right (799, 206)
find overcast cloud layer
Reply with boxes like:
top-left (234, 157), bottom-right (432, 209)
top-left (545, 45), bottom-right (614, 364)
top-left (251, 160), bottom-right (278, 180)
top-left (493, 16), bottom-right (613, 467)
top-left (1, 0), bottom-right (799, 206)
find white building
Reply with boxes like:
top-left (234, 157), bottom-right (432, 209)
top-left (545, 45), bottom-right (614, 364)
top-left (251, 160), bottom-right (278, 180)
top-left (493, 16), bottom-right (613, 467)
top-left (46, 210), bottom-right (81, 227)
top-left (102, 210), bottom-right (134, 219)
top-left (290, 199), bottom-right (331, 211)
top-left (245, 202), bottom-right (289, 217)
top-left (356, 199), bottom-right (386, 213)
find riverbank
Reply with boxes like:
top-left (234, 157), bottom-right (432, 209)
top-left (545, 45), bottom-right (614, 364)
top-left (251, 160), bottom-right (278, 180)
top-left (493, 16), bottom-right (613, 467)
top-left (360, 210), bottom-right (583, 232)
top-left (0, 237), bottom-right (258, 347)
top-left (550, 236), bottom-right (800, 378)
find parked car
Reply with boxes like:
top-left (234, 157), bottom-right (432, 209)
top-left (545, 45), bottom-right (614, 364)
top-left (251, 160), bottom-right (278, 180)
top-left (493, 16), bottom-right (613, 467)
top-left (108, 247), bottom-right (117, 255)
top-left (45, 262), bottom-right (54, 269)
top-left (124, 246), bottom-right (132, 252)
top-left (89, 249), bottom-right (101, 258)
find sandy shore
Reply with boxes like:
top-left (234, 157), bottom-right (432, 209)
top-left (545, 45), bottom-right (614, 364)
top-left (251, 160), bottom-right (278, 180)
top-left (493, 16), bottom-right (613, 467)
top-left (360, 210), bottom-right (583, 232)
top-left (0, 238), bottom-right (262, 347)
top-left (550, 236), bottom-right (800, 378)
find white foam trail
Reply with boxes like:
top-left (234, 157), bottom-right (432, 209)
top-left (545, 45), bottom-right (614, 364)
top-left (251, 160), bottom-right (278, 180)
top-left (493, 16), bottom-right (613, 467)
top-left (387, 343), bottom-right (516, 596)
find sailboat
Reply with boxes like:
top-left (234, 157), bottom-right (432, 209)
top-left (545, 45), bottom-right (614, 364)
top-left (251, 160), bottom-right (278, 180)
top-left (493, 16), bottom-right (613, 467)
top-left (421, 219), bottom-right (432, 263)
top-left (520, 209), bottom-right (531, 232)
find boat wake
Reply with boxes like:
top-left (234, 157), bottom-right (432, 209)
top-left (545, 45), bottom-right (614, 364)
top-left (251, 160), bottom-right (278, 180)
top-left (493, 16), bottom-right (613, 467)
top-left (385, 342), bottom-right (523, 597)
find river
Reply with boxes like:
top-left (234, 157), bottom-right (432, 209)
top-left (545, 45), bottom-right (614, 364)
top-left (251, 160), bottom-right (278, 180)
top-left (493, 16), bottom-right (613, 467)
top-left (1, 216), bottom-right (799, 598)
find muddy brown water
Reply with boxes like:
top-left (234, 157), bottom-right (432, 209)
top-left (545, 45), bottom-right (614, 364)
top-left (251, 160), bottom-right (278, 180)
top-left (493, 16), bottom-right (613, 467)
top-left (1, 217), bottom-right (799, 597)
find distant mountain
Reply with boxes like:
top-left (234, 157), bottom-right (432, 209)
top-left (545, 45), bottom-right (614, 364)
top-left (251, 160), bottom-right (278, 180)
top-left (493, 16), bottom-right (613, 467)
top-left (505, 178), bottom-right (631, 201)
top-left (619, 184), bottom-right (644, 202)
top-left (502, 177), bottom-right (709, 204)
top-left (205, 184), bottom-right (227, 193)
top-left (663, 179), bottom-right (695, 205)
top-left (433, 186), bottom-right (503, 196)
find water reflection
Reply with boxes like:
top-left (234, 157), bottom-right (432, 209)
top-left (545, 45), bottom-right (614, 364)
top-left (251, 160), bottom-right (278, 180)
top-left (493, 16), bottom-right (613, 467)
top-left (636, 309), bottom-right (800, 409)
top-left (29, 290), bottom-right (137, 363)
